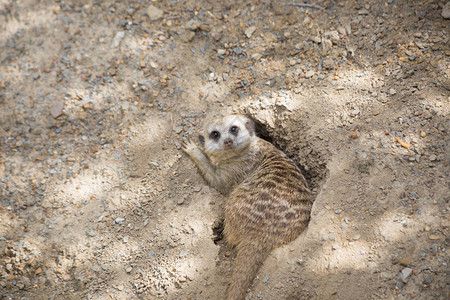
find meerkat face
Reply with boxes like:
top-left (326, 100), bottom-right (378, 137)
top-left (200, 115), bottom-right (255, 159)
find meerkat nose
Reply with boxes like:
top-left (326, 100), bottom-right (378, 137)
top-left (224, 138), bottom-right (233, 146)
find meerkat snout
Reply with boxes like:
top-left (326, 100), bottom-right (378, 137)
top-left (224, 138), bottom-right (233, 146)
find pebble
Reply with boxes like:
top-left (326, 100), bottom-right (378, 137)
top-left (111, 31), bottom-right (125, 49)
top-left (305, 70), bottom-right (315, 78)
top-left (323, 59), bottom-right (334, 69)
top-left (147, 5), bottom-right (164, 21)
top-left (174, 126), bottom-right (183, 134)
top-left (245, 26), bottom-right (256, 38)
top-left (442, 2), bottom-right (450, 19)
top-left (389, 88), bottom-right (397, 95)
top-left (428, 234), bottom-right (440, 240)
top-left (186, 19), bottom-right (202, 31)
top-left (217, 49), bottom-right (226, 55)
top-left (251, 53), bottom-right (262, 60)
top-left (401, 267), bottom-right (413, 283)
top-left (115, 217), bottom-right (125, 224)
top-left (50, 101), bottom-right (64, 118)
top-left (327, 30), bottom-right (340, 42)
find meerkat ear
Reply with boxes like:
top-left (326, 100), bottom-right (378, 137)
top-left (245, 118), bottom-right (255, 136)
top-left (198, 134), bottom-right (205, 146)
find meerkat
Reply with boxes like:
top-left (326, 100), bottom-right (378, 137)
top-left (182, 115), bottom-right (313, 300)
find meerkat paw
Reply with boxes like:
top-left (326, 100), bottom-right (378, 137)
top-left (182, 139), bottom-right (198, 155)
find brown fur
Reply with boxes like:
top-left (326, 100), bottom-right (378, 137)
top-left (182, 115), bottom-right (313, 300)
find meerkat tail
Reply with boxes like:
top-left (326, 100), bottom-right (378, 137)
top-left (227, 240), bottom-right (272, 300)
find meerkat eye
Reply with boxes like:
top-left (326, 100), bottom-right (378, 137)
top-left (230, 126), bottom-right (239, 135)
top-left (210, 131), bottom-right (220, 140)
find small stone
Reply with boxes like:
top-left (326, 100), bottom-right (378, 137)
top-left (429, 155), bottom-right (437, 161)
top-left (115, 217), bottom-right (125, 224)
top-left (177, 198), bottom-right (185, 205)
top-left (401, 267), bottom-right (413, 283)
top-left (251, 53), bottom-right (262, 60)
top-left (186, 19), bottom-right (202, 31)
top-left (111, 31), bottom-right (125, 49)
top-left (389, 88), bottom-right (397, 95)
top-left (337, 26), bottom-right (347, 36)
top-left (353, 234), bottom-right (361, 241)
top-left (6, 264), bottom-right (12, 271)
top-left (442, 2), bottom-right (450, 19)
top-left (217, 49), bottom-right (226, 55)
top-left (424, 226), bottom-right (431, 232)
top-left (350, 108), bottom-right (360, 116)
top-left (420, 131), bottom-right (426, 138)
top-left (351, 132), bottom-right (358, 139)
top-left (305, 70), bottom-right (315, 78)
top-left (358, 9), bottom-right (369, 15)
top-left (322, 39), bottom-right (332, 52)
top-left (245, 26), bottom-right (256, 38)
top-left (310, 36), bottom-right (321, 43)
top-left (399, 257), bottom-right (413, 267)
top-left (323, 59), bottom-right (334, 69)
top-left (328, 30), bottom-right (340, 42)
top-left (50, 101), bottom-right (64, 118)
top-left (372, 109), bottom-right (380, 116)
top-left (180, 30), bottom-right (195, 42)
top-left (147, 5), bottom-right (164, 21)
top-left (126, 267), bottom-right (133, 273)
top-left (174, 126), bottom-right (183, 134)
top-left (62, 274), bottom-right (71, 281)
top-left (86, 231), bottom-right (96, 237)
top-left (428, 234), bottom-right (440, 240)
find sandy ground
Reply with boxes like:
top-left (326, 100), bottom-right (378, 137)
top-left (0, 0), bottom-right (449, 299)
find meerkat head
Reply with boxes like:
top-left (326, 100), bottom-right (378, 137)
top-left (199, 115), bottom-right (256, 160)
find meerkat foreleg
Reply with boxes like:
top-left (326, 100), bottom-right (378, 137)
top-left (182, 140), bottom-right (223, 188)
